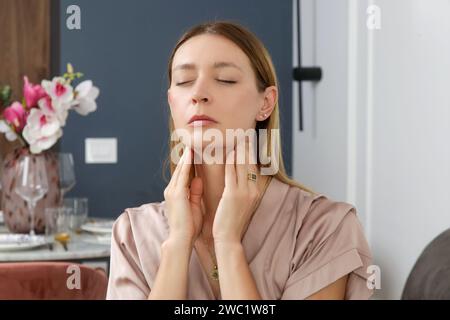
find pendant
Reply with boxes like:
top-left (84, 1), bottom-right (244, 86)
top-left (211, 265), bottom-right (219, 281)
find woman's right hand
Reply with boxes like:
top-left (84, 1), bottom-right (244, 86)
top-left (163, 146), bottom-right (203, 247)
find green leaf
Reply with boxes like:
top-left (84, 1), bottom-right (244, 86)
top-left (0, 85), bottom-right (12, 107)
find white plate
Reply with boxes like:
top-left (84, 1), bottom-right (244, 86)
top-left (0, 234), bottom-right (49, 251)
top-left (80, 220), bottom-right (114, 234)
top-left (81, 234), bottom-right (112, 245)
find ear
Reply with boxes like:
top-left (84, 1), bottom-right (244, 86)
top-left (256, 86), bottom-right (277, 121)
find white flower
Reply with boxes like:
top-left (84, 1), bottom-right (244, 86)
top-left (39, 77), bottom-right (74, 127)
top-left (22, 108), bottom-right (62, 154)
top-left (38, 95), bottom-right (71, 127)
top-left (0, 120), bottom-right (18, 142)
top-left (41, 77), bottom-right (74, 104)
top-left (71, 80), bottom-right (99, 116)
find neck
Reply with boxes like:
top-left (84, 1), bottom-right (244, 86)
top-left (193, 158), bottom-right (271, 242)
top-left (194, 163), bottom-right (225, 240)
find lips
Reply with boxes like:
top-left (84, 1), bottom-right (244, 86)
top-left (188, 114), bottom-right (218, 126)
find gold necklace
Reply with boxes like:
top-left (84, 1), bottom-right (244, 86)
top-left (200, 234), bottom-right (220, 281)
top-left (200, 175), bottom-right (273, 281)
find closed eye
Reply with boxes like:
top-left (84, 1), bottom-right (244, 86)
top-left (175, 79), bottom-right (237, 86)
top-left (217, 79), bottom-right (237, 84)
top-left (175, 80), bottom-right (193, 86)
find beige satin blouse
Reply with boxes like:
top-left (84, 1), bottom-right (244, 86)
top-left (106, 177), bottom-right (373, 300)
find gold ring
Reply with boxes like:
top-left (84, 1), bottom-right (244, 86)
top-left (247, 172), bottom-right (257, 182)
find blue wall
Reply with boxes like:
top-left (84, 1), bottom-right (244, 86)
top-left (59, 0), bottom-right (293, 218)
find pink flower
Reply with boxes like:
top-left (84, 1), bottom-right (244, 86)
top-left (22, 108), bottom-right (62, 154)
top-left (23, 76), bottom-right (47, 108)
top-left (2, 101), bottom-right (27, 132)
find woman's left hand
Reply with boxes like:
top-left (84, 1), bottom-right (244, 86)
top-left (212, 138), bottom-right (261, 244)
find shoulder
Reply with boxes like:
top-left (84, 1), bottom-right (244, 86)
top-left (277, 182), bottom-right (374, 299)
top-left (298, 190), bottom-right (361, 243)
top-left (112, 201), bottom-right (169, 248)
top-left (107, 202), bottom-right (168, 299)
top-left (276, 180), bottom-right (371, 258)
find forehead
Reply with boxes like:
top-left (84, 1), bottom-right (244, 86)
top-left (172, 34), bottom-right (251, 71)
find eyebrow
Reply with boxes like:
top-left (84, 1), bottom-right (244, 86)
top-left (172, 61), bottom-right (243, 72)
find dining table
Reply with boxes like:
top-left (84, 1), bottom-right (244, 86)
top-left (0, 217), bottom-right (113, 274)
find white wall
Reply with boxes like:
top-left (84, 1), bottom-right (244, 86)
top-left (292, 0), bottom-right (450, 299)
top-left (363, 0), bottom-right (450, 299)
top-left (292, 0), bottom-right (351, 204)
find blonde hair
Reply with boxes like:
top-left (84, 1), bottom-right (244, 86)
top-left (163, 21), bottom-right (316, 194)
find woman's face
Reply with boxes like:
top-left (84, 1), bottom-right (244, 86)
top-left (168, 34), bottom-right (275, 151)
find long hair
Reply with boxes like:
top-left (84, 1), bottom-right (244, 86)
top-left (163, 21), bottom-right (315, 194)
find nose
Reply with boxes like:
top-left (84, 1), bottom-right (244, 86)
top-left (191, 93), bottom-right (209, 105)
top-left (191, 79), bottom-right (211, 105)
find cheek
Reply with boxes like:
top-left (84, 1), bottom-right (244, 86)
top-left (168, 92), bottom-right (186, 125)
top-left (225, 91), bottom-right (259, 125)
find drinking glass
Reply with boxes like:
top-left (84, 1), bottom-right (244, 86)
top-left (63, 197), bottom-right (88, 232)
top-left (45, 207), bottom-right (73, 250)
top-left (15, 155), bottom-right (49, 236)
top-left (58, 153), bottom-right (76, 200)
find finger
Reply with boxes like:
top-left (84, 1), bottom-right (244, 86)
top-left (178, 146), bottom-right (193, 187)
top-left (189, 176), bottom-right (203, 206)
top-left (247, 136), bottom-right (259, 176)
top-left (235, 138), bottom-right (247, 187)
top-left (225, 149), bottom-right (237, 188)
top-left (170, 146), bottom-right (187, 185)
top-left (248, 135), bottom-right (258, 168)
top-left (247, 137), bottom-right (259, 191)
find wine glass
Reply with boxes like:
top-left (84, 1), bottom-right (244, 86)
top-left (14, 155), bottom-right (49, 236)
top-left (58, 153), bottom-right (76, 200)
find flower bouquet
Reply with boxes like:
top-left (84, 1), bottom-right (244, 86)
top-left (0, 63), bottom-right (98, 153)
top-left (0, 64), bottom-right (99, 233)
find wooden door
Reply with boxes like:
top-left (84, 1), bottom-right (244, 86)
top-left (0, 0), bottom-right (51, 200)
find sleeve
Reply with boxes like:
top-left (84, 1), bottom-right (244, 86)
top-left (280, 201), bottom-right (374, 300)
top-left (106, 211), bottom-right (151, 300)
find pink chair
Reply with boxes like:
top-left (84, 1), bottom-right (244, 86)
top-left (0, 262), bottom-right (108, 300)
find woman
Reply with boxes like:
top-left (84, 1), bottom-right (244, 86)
top-left (106, 21), bottom-right (373, 300)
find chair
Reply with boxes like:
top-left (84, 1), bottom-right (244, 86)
top-left (402, 228), bottom-right (450, 299)
top-left (0, 261), bottom-right (108, 299)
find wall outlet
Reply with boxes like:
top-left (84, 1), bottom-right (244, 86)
top-left (85, 138), bottom-right (117, 164)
